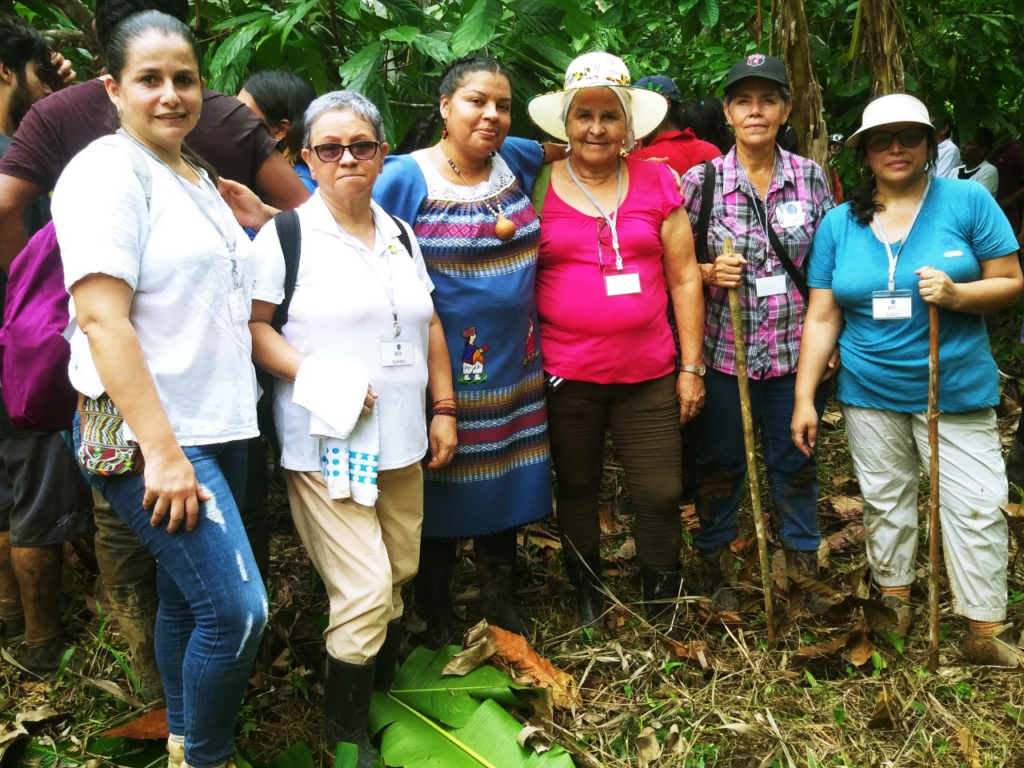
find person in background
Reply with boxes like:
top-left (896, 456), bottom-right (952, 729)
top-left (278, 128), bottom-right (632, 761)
top-left (683, 96), bottom-right (733, 154)
top-left (679, 54), bottom-right (835, 616)
top-left (0, 13), bottom-right (95, 675)
top-left (238, 70), bottom-right (318, 192)
top-left (528, 52), bottom-right (704, 625)
top-left (374, 55), bottom-right (557, 648)
top-left (632, 74), bottom-right (720, 175)
top-left (794, 93), bottom-right (1023, 666)
top-left (52, 11), bottom-right (269, 766)
top-left (827, 133), bottom-right (845, 203)
top-left (955, 127), bottom-right (999, 196)
top-left (930, 108), bottom-right (960, 179)
top-left (988, 130), bottom-right (1024, 244)
top-left (0, 0), bottom-right (309, 698)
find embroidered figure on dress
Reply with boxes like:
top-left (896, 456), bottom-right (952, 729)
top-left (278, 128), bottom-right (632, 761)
top-left (523, 316), bottom-right (539, 366)
top-left (458, 326), bottom-right (489, 384)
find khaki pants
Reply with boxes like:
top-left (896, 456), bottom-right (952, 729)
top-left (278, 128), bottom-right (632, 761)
top-left (285, 462), bottom-right (423, 663)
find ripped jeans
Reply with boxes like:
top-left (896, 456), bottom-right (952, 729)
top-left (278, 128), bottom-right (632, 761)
top-left (74, 421), bottom-right (267, 768)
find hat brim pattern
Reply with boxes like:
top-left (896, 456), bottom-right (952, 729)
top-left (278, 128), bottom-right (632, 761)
top-left (527, 87), bottom-right (669, 142)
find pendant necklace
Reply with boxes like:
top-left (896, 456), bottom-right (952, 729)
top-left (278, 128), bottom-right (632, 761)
top-left (439, 146), bottom-right (517, 242)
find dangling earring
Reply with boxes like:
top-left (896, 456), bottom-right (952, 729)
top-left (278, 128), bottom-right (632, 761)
top-left (441, 123), bottom-right (449, 140)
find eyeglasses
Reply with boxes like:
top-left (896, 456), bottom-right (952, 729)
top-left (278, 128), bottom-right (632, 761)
top-left (311, 141), bottom-right (380, 163)
top-left (865, 128), bottom-right (926, 152)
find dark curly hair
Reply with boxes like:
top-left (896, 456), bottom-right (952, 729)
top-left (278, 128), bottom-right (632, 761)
top-left (94, 0), bottom-right (189, 51)
top-left (847, 129), bottom-right (938, 225)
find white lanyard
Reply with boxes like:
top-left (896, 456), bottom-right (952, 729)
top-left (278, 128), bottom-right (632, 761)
top-left (567, 157), bottom-right (624, 270)
top-left (344, 217), bottom-right (402, 338)
top-left (871, 177), bottom-right (930, 294)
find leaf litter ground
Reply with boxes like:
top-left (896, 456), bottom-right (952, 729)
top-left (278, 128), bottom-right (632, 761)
top-left (7, 313), bottom-right (1024, 767)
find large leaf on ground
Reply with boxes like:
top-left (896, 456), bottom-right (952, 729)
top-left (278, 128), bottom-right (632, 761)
top-left (458, 699), bottom-right (575, 768)
top-left (390, 646), bottom-right (528, 727)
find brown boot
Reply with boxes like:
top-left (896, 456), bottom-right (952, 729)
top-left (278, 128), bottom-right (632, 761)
top-left (960, 625), bottom-right (1024, 668)
top-left (878, 595), bottom-right (913, 638)
top-left (700, 547), bottom-right (740, 612)
top-left (106, 579), bottom-right (165, 701)
top-left (787, 550), bottom-right (832, 616)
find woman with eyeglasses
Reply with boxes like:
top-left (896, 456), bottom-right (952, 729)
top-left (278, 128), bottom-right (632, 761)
top-left (792, 93), bottom-right (1023, 666)
top-left (249, 91), bottom-right (455, 765)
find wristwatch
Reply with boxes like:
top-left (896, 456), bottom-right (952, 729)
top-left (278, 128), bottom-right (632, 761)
top-left (680, 364), bottom-right (706, 376)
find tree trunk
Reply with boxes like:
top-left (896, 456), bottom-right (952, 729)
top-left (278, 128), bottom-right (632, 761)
top-left (860, 0), bottom-right (905, 97)
top-left (777, 0), bottom-right (830, 174)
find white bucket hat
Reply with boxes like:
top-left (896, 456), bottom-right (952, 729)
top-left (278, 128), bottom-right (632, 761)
top-left (845, 93), bottom-right (934, 148)
top-left (527, 52), bottom-right (669, 145)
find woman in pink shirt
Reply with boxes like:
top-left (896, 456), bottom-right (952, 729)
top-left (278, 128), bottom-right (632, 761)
top-left (528, 53), bottom-right (704, 628)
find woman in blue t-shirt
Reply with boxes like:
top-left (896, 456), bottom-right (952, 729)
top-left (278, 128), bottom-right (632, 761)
top-left (791, 94), bottom-right (1023, 666)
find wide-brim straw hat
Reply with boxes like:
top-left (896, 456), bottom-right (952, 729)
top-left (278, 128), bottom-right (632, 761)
top-left (527, 52), bottom-right (669, 142)
top-left (845, 93), bottom-right (934, 148)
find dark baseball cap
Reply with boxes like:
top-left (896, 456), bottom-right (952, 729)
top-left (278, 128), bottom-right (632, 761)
top-left (634, 75), bottom-right (682, 104)
top-left (724, 54), bottom-right (789, 93)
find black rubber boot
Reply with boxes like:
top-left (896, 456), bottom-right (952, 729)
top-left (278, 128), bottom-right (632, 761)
top-left (105, 580), bottom-right (164, 701)
top-left (414, 538), bottom-right (457, 650)
top-left (640, 562), bottom-right (683, 621)
top-left (474, 529), bottom-right (527, 635)
top-left (373, 621), bottom-right (404, 692)
top-left (700, 547), bottom-right (740, 612)
top-left (563, 549), bottom-right (605, 629)
top-left (323, 656), bottom-right (379, 768)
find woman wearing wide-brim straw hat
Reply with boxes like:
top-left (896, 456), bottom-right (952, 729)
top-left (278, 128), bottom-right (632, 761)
top-left (527, 52), bottom-right (704, 627)
top-left (793, 92), bottom-right (1024, 666)
top-left (678, 54), bottom-right (836, 616)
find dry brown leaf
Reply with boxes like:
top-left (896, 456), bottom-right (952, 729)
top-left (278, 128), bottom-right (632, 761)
top-left (867, 691), bottom-right (899, 730)
top-left (99, 709), bottom-right (168, 740)
top-left (827, 522), bottom-right (867, 551)
top-left (828, 495), bottom-right (863, 520)
top-left (848, 597), bottom-right (899, 630)
top-left (847, 562), bottom-right (872, 599)
top-left (663, 724), bottom-right (684, 755)
top-left (660, 638), bottom-right (718, 672)
top-left (528, 686), bottom-right (554, 727)
top-left (817, 539), bottom-right (831, 569)
top-left (680, 503), bottom-right (699, 533)
top-left (731, 534), bottom-right (755, 554)
top-left (792, 622), bottom-right (875, 668)
top-left (443, 620), bottom-right (497, 676)
top-left (830, 474), bottom-right (858, 492)
top-left (598, 504), bottom-right (623, 534)
top-left (792, 634), bottom-right (849, 664)
top-left (697, 606), bottom-right (748, 627)
top-left (956, 727), bottom-right (983, 768)
top-left (490, 625), bottom-right (580, 709)
top-left (608, 537), bottom-right (635, 561)
top-left (516, 724), bottom-right (552, 754)
top-left (635, 725), bottom-right (661, 768)
top-left (771, 550), bottom-right (789, 593)
top-left (844, 623), bottom-right (876, 666)
top-left (604, 604), bottom-right (628, 632)
top-left (786, 571), bottom-right (842, 600)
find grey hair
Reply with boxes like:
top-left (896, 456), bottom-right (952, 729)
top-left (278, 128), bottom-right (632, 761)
top-left (723, 85), bottom-right (792, 107)
top-left (303, 90), bottom-right (385, 147)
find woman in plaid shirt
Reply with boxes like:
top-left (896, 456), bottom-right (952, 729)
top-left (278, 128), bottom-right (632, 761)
top-left (680, 54), bottom-right (835, 614)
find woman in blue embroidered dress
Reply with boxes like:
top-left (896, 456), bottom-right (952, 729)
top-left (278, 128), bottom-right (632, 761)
top-left (374, 55), bottom-right (559, 646)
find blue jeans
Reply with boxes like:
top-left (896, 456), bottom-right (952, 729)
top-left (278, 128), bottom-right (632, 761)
top-left (74, 420), bottom-right (267, 768)
top-left (693, 370), bottom-right (825, 555)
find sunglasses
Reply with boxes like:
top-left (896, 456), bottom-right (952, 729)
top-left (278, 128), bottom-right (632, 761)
top-left (865, 128), bottom-right (926, 152)
top-left (311, 141), bottom-right (380, 163)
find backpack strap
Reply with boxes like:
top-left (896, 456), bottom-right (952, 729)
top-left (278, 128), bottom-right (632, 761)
top-left (530, 164), bottom-right (553, 217)
top-left (696, 160), bottom-right (715, 263)
top-left (390, 214), bottom-right (414, 258)
top-left (271, 209), bottom-right (302, 333)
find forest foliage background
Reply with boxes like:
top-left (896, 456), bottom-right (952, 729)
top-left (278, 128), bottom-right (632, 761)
top-left (4, 0), bottom-right (1024, 154)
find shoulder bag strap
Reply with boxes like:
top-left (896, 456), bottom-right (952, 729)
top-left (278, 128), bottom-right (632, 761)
top-left (750, 195), bottom-right (809, 301)
top-left (696, 160), bottom-right (715, 263)
top-left (390, 214), bottom-right (414, 258)
top-left (271, 209), bottom-right (302, 332)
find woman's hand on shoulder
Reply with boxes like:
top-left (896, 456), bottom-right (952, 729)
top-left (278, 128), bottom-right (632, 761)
top-left (142, 446), bottom-right (211, 533)
top-left (427, 415), bottom-right (457, 469)
top-left (219, 178), bottom-right (279, 231)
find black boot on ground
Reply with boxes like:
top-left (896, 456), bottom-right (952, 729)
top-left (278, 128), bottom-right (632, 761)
top-left (105, 579), bottom-right (165, 700)
top-left (640, 562), bottom-right (684, 621)
top-left (474, 530), bottom-right (527, 636)
top-left (323, 656), bottom-right (379, 768)
top-left (700, 546), bottom-right (740, 612)
top-left (563, 549), bottom-right (605, 629)
top-left (374, 621), bottom-right (404, 692)
top-left (414, 538), bottom-right (458, 650)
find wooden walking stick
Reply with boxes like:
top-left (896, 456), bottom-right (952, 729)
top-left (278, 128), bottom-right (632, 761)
top-left (927, 303), bottom-right (941, 673)
top-left (724, 237), bottom-right (776, 647)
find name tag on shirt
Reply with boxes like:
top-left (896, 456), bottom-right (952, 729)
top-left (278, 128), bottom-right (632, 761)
top-left (775, 201), bottom-right (806, 228)
top-left (755, 274), bottom-right (788, 297)
top-left (380, 338), bottom-right (414, 367)
top-left (871, 290), bottom-right (913, 320)
top-left (604, 267), bottom-right (641, 296)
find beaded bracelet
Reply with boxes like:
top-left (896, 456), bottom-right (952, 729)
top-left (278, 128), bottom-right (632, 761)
top-left (431, 407), bottom-right (458, 417)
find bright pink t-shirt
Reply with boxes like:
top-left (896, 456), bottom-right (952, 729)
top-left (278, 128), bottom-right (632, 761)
top-left (536, 156), bottom-right (682, 384)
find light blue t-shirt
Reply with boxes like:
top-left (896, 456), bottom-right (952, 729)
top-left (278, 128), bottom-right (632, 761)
top-left (808, 177), bottom-right (1018, 413)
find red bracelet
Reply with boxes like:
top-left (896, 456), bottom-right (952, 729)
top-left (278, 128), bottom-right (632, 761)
top-left (431, 407), bottom-right (458, 417)
top-left (433, 397), bottom-right (457, 407)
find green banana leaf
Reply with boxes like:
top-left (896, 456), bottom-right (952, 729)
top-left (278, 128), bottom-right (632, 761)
top-left (388, 646), bottom-right (529, 727)
top-left (370, 694), bottom-right (574, 768)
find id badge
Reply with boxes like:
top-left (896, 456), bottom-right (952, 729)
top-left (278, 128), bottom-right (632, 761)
top-left (380, 336), bottom-right (414, 367)
top-left (871, 289), bottom-right (913, 320)
top-left (775, 201), bottom-right (806, 228)
top-left (604, 266), bottom-right (641, 297)
top-left (755, 274), bottom-right (788, 297)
